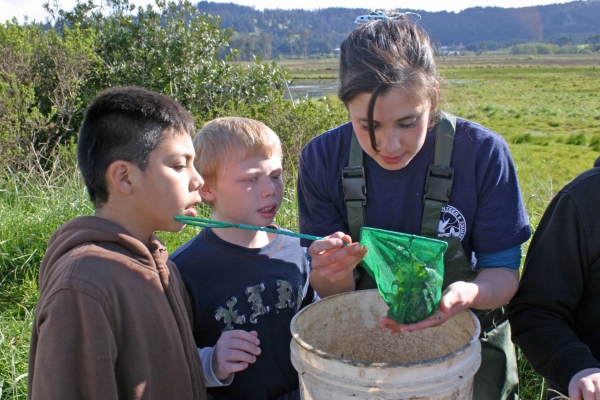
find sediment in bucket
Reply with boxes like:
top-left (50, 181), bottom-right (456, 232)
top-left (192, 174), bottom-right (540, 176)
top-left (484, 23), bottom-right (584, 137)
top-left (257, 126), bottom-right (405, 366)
top-left (290, 290), bottom-right (481, 400)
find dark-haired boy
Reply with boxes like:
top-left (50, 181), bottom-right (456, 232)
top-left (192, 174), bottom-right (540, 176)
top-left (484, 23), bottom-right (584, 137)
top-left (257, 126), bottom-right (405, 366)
top-left (28, 87), bottom-right (212, 399)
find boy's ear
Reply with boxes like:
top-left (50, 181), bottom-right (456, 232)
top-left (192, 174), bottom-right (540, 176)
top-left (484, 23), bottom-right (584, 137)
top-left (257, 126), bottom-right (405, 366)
top-left (198, 180), bottom-right (216, 202)
top-left (105, 160), bottom-right (136, 196)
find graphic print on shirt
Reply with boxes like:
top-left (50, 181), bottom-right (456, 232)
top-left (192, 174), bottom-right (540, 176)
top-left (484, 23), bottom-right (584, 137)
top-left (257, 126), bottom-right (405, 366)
top-left (213, 281), bottom-right (305, 327)
top-left (215, 297), bottom-right (246, 331)
top-left (438, 205), bottom-right (466, 240)
top-left (246, 283), bottom-right (271, 323)
top-left (296, 285), bottom-right (304, 312)
top-left (275, 280), bottom-right (295, 313)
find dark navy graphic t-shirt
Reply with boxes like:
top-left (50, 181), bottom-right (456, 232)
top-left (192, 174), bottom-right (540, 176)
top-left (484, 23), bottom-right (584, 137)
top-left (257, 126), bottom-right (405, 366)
top-left (297, 117), bottom-right (530, 262)
top-left (171, 227), bottom-right (313, 400)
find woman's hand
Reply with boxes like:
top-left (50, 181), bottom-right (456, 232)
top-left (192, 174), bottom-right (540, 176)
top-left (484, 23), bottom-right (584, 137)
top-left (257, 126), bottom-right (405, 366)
top-left (380, 281), bottom-right (477, 333)
top-left (380, 268), bottom-right (519, 333)
top-left (308, 232), bottom-right (367, 297)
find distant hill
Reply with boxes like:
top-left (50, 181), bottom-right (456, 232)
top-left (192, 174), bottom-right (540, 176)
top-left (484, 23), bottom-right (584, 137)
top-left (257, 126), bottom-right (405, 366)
top-left (195, 0), bottom-right (600, 58)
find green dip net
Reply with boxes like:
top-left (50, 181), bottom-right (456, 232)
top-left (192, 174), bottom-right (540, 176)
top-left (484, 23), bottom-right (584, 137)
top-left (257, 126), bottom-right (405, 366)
top-left (359, 227), bottom-right (448, 324)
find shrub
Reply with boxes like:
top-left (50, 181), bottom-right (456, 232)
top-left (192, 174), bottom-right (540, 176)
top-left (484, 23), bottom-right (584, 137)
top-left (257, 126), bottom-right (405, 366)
top-left (0, 22), bottom-right (96, 167)
top-left (0, 0), bottom-right (288, 170)
top-left (555, 45), bottom-right (578, 54)
top-left (510, 42), bottom-right (558, 55)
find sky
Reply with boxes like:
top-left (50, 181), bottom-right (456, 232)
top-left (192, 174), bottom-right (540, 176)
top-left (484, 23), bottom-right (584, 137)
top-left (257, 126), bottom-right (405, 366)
top-left (2, 0), bottom-right (572, 24)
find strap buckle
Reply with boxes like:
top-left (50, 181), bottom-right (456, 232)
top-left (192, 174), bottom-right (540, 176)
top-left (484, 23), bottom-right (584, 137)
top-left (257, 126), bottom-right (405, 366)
top-left (423, 165), bottom-right (454, 205)
top-left (342, 166), bottom-right (367, 205)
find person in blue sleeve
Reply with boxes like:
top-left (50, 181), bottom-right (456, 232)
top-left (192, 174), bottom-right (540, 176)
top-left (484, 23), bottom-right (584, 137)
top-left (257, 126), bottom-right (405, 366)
top-left (297, 11), bottom-right (531, 400)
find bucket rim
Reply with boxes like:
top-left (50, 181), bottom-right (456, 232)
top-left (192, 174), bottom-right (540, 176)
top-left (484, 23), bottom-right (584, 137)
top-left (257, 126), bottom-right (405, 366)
top-left (290, 290), bottom-right (481, 369)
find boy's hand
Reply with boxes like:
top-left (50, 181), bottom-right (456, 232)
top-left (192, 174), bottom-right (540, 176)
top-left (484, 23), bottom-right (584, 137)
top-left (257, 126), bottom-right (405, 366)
top-left (569, 368), bottom-right (600, 400)
top-left (308, 232), bottom-right (367, 297)
top-left (212, 330), bottom-right (261, 381)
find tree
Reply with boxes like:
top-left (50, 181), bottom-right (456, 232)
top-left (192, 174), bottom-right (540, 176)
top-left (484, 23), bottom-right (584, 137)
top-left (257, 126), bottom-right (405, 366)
top-left (259, 32), bottom-right (273, 60)
top-left (300, 29), bottom-right (309, 59)
top-left (286, 29), bottom-right (296, 58)
top-left (586, 34), bottom-right (600, 51)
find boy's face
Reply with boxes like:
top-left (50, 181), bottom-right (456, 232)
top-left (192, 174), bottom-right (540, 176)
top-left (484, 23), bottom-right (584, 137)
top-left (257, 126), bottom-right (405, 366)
top-left (135, 133), bottom-right (203, 234)
top-left (208, 154), bottom-right (283, 227)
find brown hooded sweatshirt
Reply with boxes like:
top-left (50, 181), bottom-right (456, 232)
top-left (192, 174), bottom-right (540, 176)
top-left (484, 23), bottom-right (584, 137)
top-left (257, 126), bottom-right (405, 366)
top-left (28, 216), bottom-right (207, 400)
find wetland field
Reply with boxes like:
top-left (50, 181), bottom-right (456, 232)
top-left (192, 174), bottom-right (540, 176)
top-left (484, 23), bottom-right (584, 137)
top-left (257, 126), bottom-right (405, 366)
top-left (281, 55), bottom-right (600, 221)
top-left (1, 54), bottom-right (599, 399)
top-left (280, 54), bottom-right (600, 399)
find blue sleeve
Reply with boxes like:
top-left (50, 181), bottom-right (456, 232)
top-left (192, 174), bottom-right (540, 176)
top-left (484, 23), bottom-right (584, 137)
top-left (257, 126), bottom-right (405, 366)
top-left (297, 141), bottom-right (349, 247)
top-left (465, 122), bottom-right (530, 254)
top-left (476, 245), bottom-right (522, 270)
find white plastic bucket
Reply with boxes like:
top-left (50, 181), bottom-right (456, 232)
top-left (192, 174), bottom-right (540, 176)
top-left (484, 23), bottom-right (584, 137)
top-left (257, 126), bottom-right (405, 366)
top-left (290, 289), bottom-right (481, 400)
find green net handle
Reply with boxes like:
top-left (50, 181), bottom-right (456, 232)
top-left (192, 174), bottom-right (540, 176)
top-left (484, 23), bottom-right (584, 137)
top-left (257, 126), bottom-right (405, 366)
top-left (174, 216), bottom-right (349, 245)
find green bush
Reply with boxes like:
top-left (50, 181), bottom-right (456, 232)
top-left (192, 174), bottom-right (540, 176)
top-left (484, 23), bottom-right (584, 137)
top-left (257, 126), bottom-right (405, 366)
top-left (555, 45), bottom-right (578, 54)
top-left (0, 0), bottom-right (288, 169)
top-left (0, 22), bottom-right (95, 167)
top-left (211, 96), bottom-right (348, 182)
top-left (510, 42), bottom-right (558, 55)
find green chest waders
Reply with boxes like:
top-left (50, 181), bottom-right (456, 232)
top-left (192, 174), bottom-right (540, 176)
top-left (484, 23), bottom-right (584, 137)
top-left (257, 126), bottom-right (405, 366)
top-left (342, 112), bottom-right (518, 400)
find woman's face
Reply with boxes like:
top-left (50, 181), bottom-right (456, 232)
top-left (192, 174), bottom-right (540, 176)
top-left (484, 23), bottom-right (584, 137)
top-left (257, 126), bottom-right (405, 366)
top-left (347, 88), bottom-right (433, 171)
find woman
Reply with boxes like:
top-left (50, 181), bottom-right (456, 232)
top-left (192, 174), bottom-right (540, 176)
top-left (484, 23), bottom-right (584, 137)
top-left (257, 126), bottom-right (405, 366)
top-left (299, 13), bottom-right (530, 400)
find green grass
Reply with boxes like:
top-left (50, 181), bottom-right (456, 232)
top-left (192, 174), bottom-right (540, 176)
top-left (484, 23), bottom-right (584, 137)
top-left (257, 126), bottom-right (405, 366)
top-left (2, 61), bottom-right (600, 399)
top-left (0, 148), bottom-right (93, 399)
top-left (441, 66), bottom-right (600, 137)
top-left (273, 58), bottom-right (339, 80)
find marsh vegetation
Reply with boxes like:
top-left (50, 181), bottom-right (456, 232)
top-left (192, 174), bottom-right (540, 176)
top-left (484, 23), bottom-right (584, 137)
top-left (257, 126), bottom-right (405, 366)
top-left (1, 5), bottom-right (599, 397)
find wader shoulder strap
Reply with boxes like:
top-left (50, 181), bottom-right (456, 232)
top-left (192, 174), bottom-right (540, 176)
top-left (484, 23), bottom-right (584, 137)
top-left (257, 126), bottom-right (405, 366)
top-left (343, 113), bottom-right (457, 241)
top-left (342, 130), bottom-right (366, 242)
top-left (421, 111), bottom-right (456, 236)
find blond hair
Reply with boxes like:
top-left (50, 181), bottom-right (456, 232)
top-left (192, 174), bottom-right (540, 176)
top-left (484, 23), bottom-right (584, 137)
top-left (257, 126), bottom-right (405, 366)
top-left (193, 117), bottom-right (282, 188)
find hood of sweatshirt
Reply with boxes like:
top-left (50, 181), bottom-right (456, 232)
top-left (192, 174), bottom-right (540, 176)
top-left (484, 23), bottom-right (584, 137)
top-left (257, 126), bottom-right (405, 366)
top-left (39, 215), bottom-right (165, 292)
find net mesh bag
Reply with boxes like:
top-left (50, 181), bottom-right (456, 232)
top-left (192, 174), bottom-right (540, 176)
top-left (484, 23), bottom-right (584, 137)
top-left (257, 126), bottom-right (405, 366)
top-left (359, 227), bottom-right (448, 324)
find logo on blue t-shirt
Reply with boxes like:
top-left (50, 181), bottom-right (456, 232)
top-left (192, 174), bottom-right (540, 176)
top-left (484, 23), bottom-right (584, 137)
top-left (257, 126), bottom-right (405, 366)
top-left (438, 205), bottom-right (466, 240)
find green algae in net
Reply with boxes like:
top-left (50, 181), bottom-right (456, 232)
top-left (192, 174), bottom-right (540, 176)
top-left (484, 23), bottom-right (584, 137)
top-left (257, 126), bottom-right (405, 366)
top-left (359, 227), bottom-right (447, 324)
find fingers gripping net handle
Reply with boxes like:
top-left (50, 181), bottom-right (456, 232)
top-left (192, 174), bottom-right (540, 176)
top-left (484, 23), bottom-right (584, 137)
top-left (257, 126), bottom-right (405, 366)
top-left (174, 216), bottom-right (332, 243)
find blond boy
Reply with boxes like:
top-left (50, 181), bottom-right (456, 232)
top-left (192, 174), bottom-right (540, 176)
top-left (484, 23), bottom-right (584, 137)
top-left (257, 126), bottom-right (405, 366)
top-left (170, 117), bottom-right (317, 400)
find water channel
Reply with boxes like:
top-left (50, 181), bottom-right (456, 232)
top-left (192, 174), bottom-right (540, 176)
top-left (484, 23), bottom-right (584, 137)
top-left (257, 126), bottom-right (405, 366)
top-left (285, 79), bottom-right (477, 101)
top-left (284, 79), bottom-right (339, 101)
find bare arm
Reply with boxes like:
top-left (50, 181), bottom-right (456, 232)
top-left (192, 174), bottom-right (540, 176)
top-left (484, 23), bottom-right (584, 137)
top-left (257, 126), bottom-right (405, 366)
top-left (381, 267), bottom-right (519, 333)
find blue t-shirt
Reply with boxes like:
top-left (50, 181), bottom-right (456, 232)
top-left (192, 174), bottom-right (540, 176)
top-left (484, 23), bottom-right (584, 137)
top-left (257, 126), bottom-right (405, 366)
top-left (297, 117), bottom-right (530, 267)
top-left (170, 227), bottom-right (314, 400)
